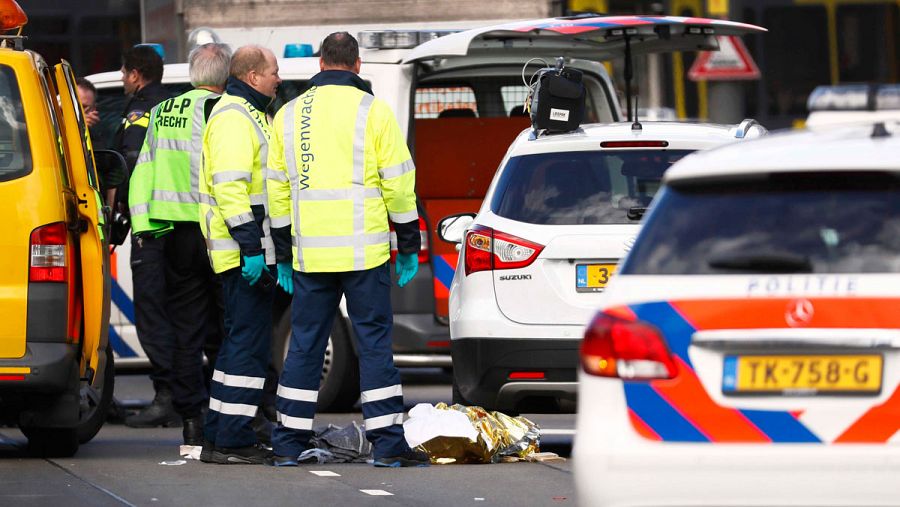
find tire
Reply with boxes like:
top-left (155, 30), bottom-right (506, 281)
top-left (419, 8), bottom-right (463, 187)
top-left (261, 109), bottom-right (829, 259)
top-left (77, 345), bottom-right (115, 444)
top-left (25, 427), bottom-right (79, 458)
top-left (272, 309), bottom-right (360, 413)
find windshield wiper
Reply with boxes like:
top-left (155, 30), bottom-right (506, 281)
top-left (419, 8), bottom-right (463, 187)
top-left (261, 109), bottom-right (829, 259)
top-left (707, 252), bottom-right (813, 273)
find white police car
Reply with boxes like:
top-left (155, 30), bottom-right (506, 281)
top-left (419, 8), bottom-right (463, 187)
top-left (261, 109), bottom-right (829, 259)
top-left (574, 120), bottom-right (900, 506)
top-left (438, 118), bottom-right (766, 413)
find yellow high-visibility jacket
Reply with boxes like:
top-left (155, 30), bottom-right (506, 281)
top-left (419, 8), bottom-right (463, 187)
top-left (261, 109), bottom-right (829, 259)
top-left (199, 92), bottom-right (275, 273)
top-left (268, 80), bottom-right (418, 272)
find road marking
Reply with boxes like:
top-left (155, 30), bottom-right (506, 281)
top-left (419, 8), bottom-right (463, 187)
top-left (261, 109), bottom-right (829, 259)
top-left (540, 429), bottom-right (575, 436)
top-left (310, 471), bottom-right (341, 477)
top-left (360, 490), bottom-right (394, 496)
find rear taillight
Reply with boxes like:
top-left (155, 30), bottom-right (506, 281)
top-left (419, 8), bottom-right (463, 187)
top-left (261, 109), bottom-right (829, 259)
top-left (463, 225), bottom-right (544, 275)
top-left (30, 222), bottom-right (67, 282)
top-left (581, 312), bottom-right (677, 379)
top-left (390, 217), bottom-right (430, 264)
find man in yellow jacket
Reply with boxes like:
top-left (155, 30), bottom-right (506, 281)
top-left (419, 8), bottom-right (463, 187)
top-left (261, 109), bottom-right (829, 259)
top-left (198, 45), bottom-right (284, 465)
top-left (267, 32), bottom-right (428, 467)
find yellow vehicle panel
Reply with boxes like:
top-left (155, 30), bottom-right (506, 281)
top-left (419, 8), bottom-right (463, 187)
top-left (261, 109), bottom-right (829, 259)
top-left (0, 50), bottom-right (69, 358)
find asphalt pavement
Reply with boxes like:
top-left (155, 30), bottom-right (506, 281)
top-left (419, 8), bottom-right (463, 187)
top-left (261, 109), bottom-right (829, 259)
top-left (1, 369), bottom-right (576, 507)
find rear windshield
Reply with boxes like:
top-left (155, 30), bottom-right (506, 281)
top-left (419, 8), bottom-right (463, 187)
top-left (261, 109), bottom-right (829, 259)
top-left (0, 65), bottom-right (31, 181)
top-left (490, 150), bottom-right (691, 225)
top-left (621, 172), bottom-right (900, 274)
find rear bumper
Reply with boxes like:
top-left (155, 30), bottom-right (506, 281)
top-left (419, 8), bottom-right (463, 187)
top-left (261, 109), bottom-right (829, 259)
top-left (574, 372), bottom-right (900, 507)
top-left (575, 444), bottom-right (900, 507)
top-left (451, 337), bottom-right (579, 411)
top-left (0, 342), bottom-right (79, 394)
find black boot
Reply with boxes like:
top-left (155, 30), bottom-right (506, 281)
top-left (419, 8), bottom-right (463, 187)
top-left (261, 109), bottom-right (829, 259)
top-left (182, 416), bottom-right (204, 446)
top-left (251, 411), bottom-right (274, 446)
top-left (124, 389), bottom-right (181, 428)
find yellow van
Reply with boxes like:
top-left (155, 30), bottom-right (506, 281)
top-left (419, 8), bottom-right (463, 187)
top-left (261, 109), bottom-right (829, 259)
top-left (0, 0), bottom-right (124, 456)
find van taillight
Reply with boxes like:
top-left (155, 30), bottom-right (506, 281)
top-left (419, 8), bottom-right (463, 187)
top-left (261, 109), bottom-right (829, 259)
top-left (389, 217), bottom-right (430, 264)
top-left (581, 312), bottom-right (677, 380)
top-left (29, 222), bottom-right (67, 282)
top-left (463, 225), bottom-right (544, 275)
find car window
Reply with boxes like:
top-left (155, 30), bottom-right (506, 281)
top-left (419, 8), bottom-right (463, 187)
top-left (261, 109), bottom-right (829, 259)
top-left (59, 64), bottom-right (99, 190)
top-left (621, 171), bottom-right (900, 274)
top-left (490, 150), bottom-right (691, 225)
top-left (0, 65), bottom-right (32, 182)
top-left (415, 86), bottom-right (478, 118)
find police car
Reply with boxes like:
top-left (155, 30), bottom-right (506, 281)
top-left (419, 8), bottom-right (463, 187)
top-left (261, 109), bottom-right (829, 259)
top-left (574, 120), bottom-right (900, 506)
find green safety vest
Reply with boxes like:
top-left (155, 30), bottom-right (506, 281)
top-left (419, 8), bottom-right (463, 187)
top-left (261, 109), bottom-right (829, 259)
top-left (129, 89), bottom-right (220, 236)
top-left (199, 92), bottom-right (275, 274)
top-left (267, 84), bottom-right (418, 273)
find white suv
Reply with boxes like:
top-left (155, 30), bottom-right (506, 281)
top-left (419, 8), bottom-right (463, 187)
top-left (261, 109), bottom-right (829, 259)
top-left (574, 120), bottom-right (900, 507)
top-left (438, 119), bottom-right (766, 412)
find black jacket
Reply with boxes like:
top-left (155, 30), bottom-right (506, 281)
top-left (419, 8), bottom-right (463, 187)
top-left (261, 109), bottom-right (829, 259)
top-left (112, 82), bottom-right (171, 214)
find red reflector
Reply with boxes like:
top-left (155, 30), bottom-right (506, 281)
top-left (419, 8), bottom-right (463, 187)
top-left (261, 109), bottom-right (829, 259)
top-left (509, 371), bottom-right (545, 380)
top-left (600, 140), bottom-right (669, 148)
top-left (0, 375), bottom-right (25, 381)
top-left (427, 340), bottom-right (450, 348)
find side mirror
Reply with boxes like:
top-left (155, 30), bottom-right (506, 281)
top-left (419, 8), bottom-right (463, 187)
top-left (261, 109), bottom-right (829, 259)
top-left (93, 149), bottom-right (128, 193)
top-left (437, 213), bottom-right (476, 243)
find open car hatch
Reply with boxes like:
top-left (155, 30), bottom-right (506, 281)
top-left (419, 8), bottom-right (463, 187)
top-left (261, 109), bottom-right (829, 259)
top-left (403, 15), bottom-right (766, 63)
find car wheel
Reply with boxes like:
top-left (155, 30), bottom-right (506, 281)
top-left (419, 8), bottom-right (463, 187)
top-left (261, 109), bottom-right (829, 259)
top-left (25, 427), bottom-right (79, 457)
top-left (77, 345), bottom-right (115, 444)
top-left (272, 310), bottom-right (360, 413)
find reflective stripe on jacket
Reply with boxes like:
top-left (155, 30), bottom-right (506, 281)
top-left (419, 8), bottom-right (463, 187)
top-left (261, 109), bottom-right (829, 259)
top-left (267, 83), bottom-right (418, 273)
top-left (129, 89), bottom-right (219, 236)
top-left (199, 92), bottom-right (275, 274)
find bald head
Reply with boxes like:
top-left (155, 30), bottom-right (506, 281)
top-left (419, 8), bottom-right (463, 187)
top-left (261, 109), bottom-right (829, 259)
top-left (230, 45), bottom-right (280, 98)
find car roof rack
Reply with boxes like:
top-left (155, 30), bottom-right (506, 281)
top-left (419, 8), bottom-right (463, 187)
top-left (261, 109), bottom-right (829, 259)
top-left (0, 35), bottom-right (26, 51)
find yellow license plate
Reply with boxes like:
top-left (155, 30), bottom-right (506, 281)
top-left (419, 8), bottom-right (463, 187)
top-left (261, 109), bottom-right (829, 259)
top-left (722, 355), bottom-right (883, 395)
top-left (576, 264), bottom-right (616, 293)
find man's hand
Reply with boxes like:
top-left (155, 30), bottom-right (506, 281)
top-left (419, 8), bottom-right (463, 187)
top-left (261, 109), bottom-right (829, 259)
top-left (85, 110), bottom-right (100, 128)
top-left (395, 252), bottom-right (418, 288)
top-left (276, 261), bottom-right (294, 295)
top-left (241, 254), bottom-right (267, 286)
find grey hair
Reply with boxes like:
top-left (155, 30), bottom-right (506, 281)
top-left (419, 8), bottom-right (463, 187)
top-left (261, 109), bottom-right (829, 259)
top-left (188, 43), bottom-right (232, 88)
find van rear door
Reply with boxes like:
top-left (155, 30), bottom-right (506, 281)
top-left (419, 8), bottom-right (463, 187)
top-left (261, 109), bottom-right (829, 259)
top-left (53, 61), bottom-right (110, 377)
top-left (403, 15), bottom-right (766, 63)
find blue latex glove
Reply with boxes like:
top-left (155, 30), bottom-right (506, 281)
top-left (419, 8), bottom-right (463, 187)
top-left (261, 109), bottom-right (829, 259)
top-left (395, 252), bottom-right (418, 288)
top-left (276, 261), bottom-right (294, 295)
top-left (241, 254), bottom-right (266, 286)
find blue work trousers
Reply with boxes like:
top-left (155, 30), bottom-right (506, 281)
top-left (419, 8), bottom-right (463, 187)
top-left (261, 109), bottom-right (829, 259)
top-left (272, 262), bottom-right (409, 459)
top-left (204, 267), bottom-right (273, 448)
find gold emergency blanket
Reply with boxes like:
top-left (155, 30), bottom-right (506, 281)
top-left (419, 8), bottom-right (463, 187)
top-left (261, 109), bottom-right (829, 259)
top-left (414, 403), bottom-right (540, 464)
